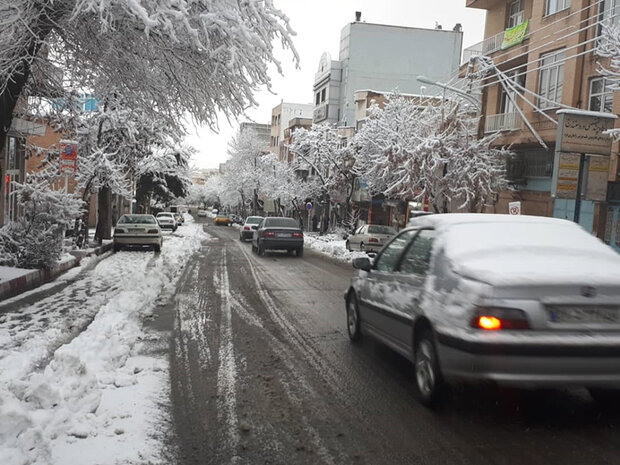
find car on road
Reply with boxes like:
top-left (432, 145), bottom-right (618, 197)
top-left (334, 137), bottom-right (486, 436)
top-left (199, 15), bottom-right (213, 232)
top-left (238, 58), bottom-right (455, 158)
top-left (113, 214), bottom-right (162, 252)
top-left (174, 212), bottom-right (184, 225)
top-left (197, 209), bottom-right (207, 217)
top-left (214, 214), bottom-right (232, 226)
top-left (229, 214), bottom-right (243, 225)
top-left (344, 214), bottom-right (620, 407)
top-left (345, 224), bottom-right (397, 253)
top-left (156, 212), bottom-right (177, 231)
top-left (252, 217), bottom-right (304, 257)
top-left (240, 216), bottom-right (264, 241)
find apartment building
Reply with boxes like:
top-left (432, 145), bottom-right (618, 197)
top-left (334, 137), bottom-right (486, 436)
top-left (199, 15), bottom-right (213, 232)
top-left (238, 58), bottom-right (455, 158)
top-left (269, 102), bottom-right (313, 161)
top-left (464, 0), bottom-right (619, 250)
top-left (313, 12), bottom-right (464, 127)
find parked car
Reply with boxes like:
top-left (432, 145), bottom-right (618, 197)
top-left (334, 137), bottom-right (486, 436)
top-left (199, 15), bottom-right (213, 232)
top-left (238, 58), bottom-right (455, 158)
top-left (252, 217), bottom-right (304, 257)
top-left (344, 214), bottom-right (620, 407)
top-left (113, 214), bottom-right (162, 252)
top-left (197, 209), bottom-right (207, 217)
top-left (156, 212), bottom-right (177, 231)
top-left (240, 216), bottom-right (264, 241)
top-left (345, 224), bottom-right (397, 253)
top-left (174, 212), bottom-right (184, 225)
top-left (229, 214), bottom-right (243, 225)
top-left (214, 214), bottom-right (232, 226)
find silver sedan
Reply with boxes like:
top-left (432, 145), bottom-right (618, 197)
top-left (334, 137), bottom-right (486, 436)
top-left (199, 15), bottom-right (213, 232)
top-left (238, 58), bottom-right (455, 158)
top-left (113, 214), bottom-right (163, 252)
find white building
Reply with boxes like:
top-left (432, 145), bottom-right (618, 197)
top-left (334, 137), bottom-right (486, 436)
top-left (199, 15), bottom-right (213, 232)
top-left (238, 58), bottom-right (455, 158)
top-left (313, 13), bottom-right (463, 127)
top-left (270, 102), bottom-right (313, 160)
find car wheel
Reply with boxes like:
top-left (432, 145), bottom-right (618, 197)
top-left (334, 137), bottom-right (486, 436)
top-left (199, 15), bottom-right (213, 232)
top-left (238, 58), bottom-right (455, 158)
top-left (296, 247), bottom-right (303, 257)
top-left (251, 241), bottom-right (257, 253)
top-left (346, 293), bottom-right (361, 342)
top-left (287, 248), bottom-right (295, 256)
top-left (113, 243), bottom-right (121, 252)
top-left (414, 329), bottom-right (445, 407)
top-left (154, 243), bottom-right (161, 253)
top-left (258, 241), bottom-right (265, 256)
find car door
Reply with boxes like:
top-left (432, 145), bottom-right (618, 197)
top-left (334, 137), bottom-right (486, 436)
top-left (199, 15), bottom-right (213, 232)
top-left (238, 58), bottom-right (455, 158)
top-left (357, 229), bottom-right (417, 357)
top-left (391, 229), bottom-right (436, 353)
top-left (253, 219), bottom-right (265, 246)
top-left (349, 225), bottom-right (365, 249)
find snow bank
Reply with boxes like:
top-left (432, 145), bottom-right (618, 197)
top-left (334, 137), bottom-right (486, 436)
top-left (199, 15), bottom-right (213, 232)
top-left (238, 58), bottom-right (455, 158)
top-left (0, 220), bottom-right (209, 465)
top-left (304, 233), bottom-right (367, 263)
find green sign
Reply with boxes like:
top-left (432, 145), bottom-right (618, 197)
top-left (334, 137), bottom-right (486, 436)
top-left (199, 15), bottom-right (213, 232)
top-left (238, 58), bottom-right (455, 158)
top-left (501, 20), bottom-right (529, 50)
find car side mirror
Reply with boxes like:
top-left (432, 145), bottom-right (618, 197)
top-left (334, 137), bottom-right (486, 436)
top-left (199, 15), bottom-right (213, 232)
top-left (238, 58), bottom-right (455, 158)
top-left (352, 256), bottom-right (372, 272)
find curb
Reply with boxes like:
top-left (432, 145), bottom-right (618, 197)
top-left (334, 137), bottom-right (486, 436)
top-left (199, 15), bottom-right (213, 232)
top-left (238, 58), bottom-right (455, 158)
top-left (0, 242), bottom-right (114, 302)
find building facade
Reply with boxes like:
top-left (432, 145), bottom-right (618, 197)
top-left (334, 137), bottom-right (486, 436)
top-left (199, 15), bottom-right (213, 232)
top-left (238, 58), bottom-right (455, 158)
top-left (270, 102), bottom-right (314, 161)
top-left (464, 0), bottom-right (620, 250)
top-left (313, 14), bottom-right (464, 127)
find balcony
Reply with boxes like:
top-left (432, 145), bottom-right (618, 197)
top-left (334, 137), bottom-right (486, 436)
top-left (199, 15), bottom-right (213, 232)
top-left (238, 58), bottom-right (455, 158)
top-left (484, 112), bottom-right (521, 133)
top-left (462, 20), bottom-right (529, 65)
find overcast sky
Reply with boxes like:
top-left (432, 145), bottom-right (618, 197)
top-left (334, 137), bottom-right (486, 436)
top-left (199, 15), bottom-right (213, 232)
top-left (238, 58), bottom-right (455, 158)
top-left (186, 0), bottom-right (487, 170)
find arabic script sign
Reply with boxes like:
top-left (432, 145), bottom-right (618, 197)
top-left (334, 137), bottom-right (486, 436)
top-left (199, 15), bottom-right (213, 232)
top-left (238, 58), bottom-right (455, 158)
top-left (501, 20), bottom-right (529, 50)
top-left (557, 112), bottom-right (615, 156)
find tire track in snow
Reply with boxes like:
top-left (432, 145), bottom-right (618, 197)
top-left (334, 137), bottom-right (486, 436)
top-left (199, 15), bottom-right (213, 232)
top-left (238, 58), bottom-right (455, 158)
top-left (215, 248), bottom-right (240, 461)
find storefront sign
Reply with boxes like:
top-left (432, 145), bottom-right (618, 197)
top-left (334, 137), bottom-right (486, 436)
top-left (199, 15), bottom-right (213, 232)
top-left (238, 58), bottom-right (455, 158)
top-left (555, 153), bottom-right (580, 199)
top-left (501, 20), bottom-right (529, 50)
top-left (586, 156), bottom-right (610, 201)
top-left (557, 110), bottom-right (616, 156)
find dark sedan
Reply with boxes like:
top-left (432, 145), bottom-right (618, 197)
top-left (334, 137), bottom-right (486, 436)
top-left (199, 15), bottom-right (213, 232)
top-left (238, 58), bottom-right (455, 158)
top-left (252, 217), bottom-right (304, 257)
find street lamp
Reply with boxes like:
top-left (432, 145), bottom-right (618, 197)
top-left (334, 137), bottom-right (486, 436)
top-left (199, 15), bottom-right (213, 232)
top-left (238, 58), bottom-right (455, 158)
top-left (416, 75), bottom-right (481, 111)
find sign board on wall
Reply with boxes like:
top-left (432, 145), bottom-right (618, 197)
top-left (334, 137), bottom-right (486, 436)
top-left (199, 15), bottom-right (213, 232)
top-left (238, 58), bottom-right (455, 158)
top-left (508, 201), bottom-right (521, 215)
top-left (555, 153), bottom-right (611, 200)
top-left (556, 110), bottom-right (616, 156)
top-left (586, 156), bottom-right (610, 201)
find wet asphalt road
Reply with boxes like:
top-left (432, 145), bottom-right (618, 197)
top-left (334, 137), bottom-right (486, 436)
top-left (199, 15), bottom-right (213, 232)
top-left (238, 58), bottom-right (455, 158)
top-left (164, 218), bottom-right (620, 465)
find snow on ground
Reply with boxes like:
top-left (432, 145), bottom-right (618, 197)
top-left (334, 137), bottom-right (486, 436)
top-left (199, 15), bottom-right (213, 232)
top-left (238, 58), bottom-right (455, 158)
top-left (0, 266), bottom-right (33, 282)
top-left (0, 216), bottom-right (209, 465)
top-left (304, 233), bottom-right (368, 263)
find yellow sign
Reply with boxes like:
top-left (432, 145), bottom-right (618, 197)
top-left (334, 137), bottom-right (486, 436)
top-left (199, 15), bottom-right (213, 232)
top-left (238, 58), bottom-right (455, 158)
top-left (501, 20), bottom-right (529, 50)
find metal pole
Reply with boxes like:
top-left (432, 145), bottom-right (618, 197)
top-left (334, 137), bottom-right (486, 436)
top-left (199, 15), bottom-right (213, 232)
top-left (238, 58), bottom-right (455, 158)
top-left (573, 153), bottom-right (586, 224)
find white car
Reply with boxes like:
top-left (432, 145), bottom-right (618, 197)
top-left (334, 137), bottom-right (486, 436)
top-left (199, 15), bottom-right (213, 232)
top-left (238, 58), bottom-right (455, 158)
top-left (113, 214), bottom-right (162, 252)
top-left (156, 212), bottom-right (177, 231)
top-left (345, 224), bottom-right (398, 253)
top-left (197, 209), bottom-right (207, 217)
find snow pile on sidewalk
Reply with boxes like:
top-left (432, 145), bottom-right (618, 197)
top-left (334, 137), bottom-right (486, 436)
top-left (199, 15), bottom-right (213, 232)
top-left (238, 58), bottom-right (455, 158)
top-left (0, 219), bottom-right (209, 465)
top-left (304, 233), bottom-right (367, 263)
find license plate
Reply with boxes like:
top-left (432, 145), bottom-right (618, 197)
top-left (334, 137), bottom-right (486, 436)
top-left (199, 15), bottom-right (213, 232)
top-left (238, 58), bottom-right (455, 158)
top-left (130, 228), bottom-right (145, 233)
top-left (276, 232), bottom-right (291, 238)
top-left (547, 306), bottom-right (620, 324)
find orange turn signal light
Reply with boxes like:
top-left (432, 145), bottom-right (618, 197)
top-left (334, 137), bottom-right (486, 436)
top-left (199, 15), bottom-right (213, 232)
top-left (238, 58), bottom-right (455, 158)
top-left (477, 316), bottom-right (502, 330)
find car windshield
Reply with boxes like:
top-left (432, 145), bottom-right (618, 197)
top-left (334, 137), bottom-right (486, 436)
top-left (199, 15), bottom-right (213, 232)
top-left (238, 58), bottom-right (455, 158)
top-left (118, 215), bottom-right (156, 225)
top-left (246, 217), bottom-right (263, 224)
top-left (265, 218), bottom-right (298, 228)
top-left (367, 225), bottom-right (397, 235)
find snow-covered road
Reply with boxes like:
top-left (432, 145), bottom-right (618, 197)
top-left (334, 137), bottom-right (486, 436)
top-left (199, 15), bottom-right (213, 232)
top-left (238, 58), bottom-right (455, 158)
top-left (0, 218), bottom-right (208, 465)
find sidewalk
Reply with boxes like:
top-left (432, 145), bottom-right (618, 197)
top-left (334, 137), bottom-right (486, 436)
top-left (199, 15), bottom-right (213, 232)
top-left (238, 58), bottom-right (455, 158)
top-left (0, 234), bottom-right (113, 301)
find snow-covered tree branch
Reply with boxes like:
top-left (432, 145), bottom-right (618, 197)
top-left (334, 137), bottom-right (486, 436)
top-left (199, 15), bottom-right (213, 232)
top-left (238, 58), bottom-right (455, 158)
top-left (597, 23), bottom-right (620, 141)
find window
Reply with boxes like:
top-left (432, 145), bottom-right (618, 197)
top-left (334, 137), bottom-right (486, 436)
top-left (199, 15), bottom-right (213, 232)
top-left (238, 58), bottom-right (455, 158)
top-left (500, 68), bottom-right (526, 114)
top-left (374, 231), bottom-right (416, 272)
top-left (399, 230), bottom-right (436, 275)
top-left (546, 0), bottom-right (570, 15)
top-left (538, 49), bottom-right (565, 109)
top-left (599, 0), bottom-right (619, 32)
top-left (507, 0), bottom-right (525, 28)
top-left (589, 77), bottom-right (614, 113)
top-left (315, 92), bottom-right (320, 105)
top-left (321, 88), bottom-right (326, 103)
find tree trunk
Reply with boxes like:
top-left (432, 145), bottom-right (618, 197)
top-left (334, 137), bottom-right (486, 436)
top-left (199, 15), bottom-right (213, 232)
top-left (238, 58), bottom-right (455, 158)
top-left (94, 186), bottom-right (112, 243)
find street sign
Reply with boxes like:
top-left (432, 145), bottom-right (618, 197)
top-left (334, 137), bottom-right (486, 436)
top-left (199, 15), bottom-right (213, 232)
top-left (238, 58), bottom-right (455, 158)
top-left (306, 202), bottom-right (313, 210)
top-left (508, 201), bottom-right (521, 215)
top-left (556, 110), bottom-right (616, 156)
top-left (59, 140), bottom-right (78, 174)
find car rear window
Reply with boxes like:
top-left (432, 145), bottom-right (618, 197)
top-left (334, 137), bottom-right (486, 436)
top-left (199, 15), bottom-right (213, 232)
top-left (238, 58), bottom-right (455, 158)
top-left (265, 218), bottom-right (298, 228)
top-left (246, 217), bottom-right (263, 224)
top-left (118, 215), bottom-right (156, 224)
top-left (368, 225), bottom-right (397, 235)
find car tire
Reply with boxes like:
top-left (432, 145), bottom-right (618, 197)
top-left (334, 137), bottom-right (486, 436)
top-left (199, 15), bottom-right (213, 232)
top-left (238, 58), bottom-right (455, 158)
top-left (296, 247), bottom-right (303, 257)
top-left (154, 243), bottom-right (161, 253)
top-left (413, 329), bottom-right (445, 407)
top-left (113, 243), bottom-right (121, 252)
top-left (258, 241), bottom-right (265, 256)
top-left (346, 293), bottom-right (362, 342)
top-left (251, 242), bottom-right (257, 253)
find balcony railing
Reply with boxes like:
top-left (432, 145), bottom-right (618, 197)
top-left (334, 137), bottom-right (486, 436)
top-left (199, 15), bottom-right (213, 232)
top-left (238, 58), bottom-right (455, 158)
top-left (484, 112), bottom-right (521, 133)
top-left (462, 20), bottom-right (529, 65)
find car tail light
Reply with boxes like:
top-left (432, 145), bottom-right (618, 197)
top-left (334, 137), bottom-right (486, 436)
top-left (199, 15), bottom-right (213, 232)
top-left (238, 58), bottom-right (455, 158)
top-left (114, 228), bottom-right (126, 234)
top-left (471, 307), bottom-right (531, 330)
top-left (147, 229), bottom-right (159, 234)
top-left (263, 231), bottom-right (275, 237)
top-left (368, 237), bottom-right (379, 243)
top-left (244, 226), bottom-right (250, 230)
top-left (292, 232), bottom-right (303, 238)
